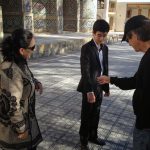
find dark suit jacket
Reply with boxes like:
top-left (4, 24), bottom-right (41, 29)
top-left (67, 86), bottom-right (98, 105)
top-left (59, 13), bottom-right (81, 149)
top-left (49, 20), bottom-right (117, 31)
top-left (77, 39), bottom-right (109, 94)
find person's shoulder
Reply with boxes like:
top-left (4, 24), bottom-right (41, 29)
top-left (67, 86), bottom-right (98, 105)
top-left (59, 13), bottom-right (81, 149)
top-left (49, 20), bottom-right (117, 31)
top-left (103, 43), bottom-right (109, 48)
top-left (143, 48), bottom-right (150, 63)
top-left (0, 61), bottom-right (21, 80)
top-left (101, 44), bottom-right (109, 52)
top-left (82, 39), bottom-right (94, 49)
top-left (0, 61), bottom-right (12, 70)
top-left (11, 62), bottom-right (20, 72)
top-left (83, 39), bottom-right (93, 46)
top-left (12, 63), bottom-right (25, 76)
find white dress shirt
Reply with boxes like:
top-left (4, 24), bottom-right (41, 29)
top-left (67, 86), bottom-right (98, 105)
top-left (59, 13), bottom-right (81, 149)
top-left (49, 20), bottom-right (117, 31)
top-left (94, 41), bottom-right (104, 75)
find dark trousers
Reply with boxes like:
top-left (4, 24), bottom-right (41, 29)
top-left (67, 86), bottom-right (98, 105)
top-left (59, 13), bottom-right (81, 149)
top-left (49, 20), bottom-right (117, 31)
top-left (79, 89), bottom-right (102, 145)
top-left (28, 146), bottom-right (37, 150)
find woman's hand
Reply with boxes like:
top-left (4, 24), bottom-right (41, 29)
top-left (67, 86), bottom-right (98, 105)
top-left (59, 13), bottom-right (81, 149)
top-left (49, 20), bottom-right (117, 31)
top-left (104, 92), bottom-right (110, 97)
top-left (18, 130), bottom-right (28, 139)
top-left (35, 82), bottom-right (43, 94)
top-left (97, 75), bottom-right (110, 84)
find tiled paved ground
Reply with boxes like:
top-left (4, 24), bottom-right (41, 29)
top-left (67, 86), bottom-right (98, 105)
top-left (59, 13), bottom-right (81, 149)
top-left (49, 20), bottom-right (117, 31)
top-left (0, 41), bottom-right (143, 150)
top-left (28, 42), bottom-right (142, 150)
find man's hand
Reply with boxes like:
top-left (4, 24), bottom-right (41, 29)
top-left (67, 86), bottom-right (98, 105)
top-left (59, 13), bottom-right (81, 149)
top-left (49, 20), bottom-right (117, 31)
top-left (18, 130), bottom-right (28, 139)
top-left (35, 82), bottom-right (43, 94)
top-left (97, 75), bottom-right (110, 84)
top-left (87, 92), bottom-right (96, 103)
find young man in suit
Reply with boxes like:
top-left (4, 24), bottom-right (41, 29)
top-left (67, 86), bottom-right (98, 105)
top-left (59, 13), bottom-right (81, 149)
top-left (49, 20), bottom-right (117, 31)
top-left (77, 19), bottom-right (110, 150)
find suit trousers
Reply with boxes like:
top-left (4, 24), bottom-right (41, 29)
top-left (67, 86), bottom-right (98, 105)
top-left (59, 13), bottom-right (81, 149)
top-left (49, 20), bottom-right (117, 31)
top-left (133, 127), bottom-right (150, 150)
top-left (79, 87), bottom-right (102, 145)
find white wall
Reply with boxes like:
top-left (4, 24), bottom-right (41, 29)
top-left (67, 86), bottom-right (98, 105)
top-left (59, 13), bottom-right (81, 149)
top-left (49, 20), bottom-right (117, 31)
top-left (115, 2), bottom-right (127, 31)
top-left (97, 9), bottom-right (104, 19)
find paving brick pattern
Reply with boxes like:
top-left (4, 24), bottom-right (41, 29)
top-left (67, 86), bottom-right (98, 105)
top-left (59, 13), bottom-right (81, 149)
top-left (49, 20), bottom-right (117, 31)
top-left (1, 42), bottom-right (143, 150)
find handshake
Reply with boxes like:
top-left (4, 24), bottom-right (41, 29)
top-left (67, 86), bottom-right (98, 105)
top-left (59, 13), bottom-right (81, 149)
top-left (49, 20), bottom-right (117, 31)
top-left (97, 75), bottom-right (110, 84)
top-left (87, 75), bottom-right (110, 103)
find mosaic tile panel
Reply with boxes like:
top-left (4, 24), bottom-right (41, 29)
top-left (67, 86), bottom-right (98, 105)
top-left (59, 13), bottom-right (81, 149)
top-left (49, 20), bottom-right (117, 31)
top-left (80, 0), bottom-right (97, 32)
top-left (63, 0), bottom-right (77, 32)
top-left (3, 15), bottom-right (23, 33)
top-left (2, 0), bottom-right (22, 12)
top-left (80, 19), bottom-right (95, 32)
top-left (24, 16), bottom-right (32, 30)
top-left (24, 0), bottom-right (32, 13)
top-left (63, 0), bottom-right (77, 17)
top-left (2, 0), bottom-right (24, 32)
top-left (56, 0), bottom-right (63, 33)
top-left (0, 0), bottom-right (2, 5)
top-left (33, 0), bottom-right (56, 15)
top-left (63, 20), bottom-right (77, 32)
top-left (0, 6), bottom-right (3, 40)
top-left (32, 0), bottom-right (57, 33)
top-left (34, 19), bottom-right (57, 32)
top-left (80, 0), bottom-right (97, 19)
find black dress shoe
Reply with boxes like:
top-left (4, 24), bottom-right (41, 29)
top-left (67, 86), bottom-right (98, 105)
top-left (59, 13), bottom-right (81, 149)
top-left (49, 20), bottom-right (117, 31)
top-left (88, 138), bottom-right (106, 146)
top-left (81, 145), bottom-right (90, 150)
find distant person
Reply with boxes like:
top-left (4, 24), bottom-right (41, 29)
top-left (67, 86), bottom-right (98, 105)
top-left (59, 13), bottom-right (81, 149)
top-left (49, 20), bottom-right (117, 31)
top-left (77, 19), bottom-right (110, 150)
top-left (98, 15), bottom-right (150, 150)
top-left (0, 28), bottom-right (43, 150)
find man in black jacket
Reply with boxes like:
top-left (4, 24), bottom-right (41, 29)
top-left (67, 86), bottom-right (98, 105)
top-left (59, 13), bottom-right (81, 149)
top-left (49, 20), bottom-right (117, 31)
top-left (98, 15), bottom-right (150, 150)
top-left (77, 19), bottom-right (110, 150)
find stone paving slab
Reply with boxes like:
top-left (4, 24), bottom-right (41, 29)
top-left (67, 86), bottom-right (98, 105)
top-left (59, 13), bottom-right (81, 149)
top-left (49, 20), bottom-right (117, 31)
top-left (0, 41), bottom-right (142, 150)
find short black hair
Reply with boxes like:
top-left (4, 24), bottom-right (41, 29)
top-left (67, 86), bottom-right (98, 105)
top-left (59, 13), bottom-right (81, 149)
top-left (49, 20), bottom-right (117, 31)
top-left (131, 20), bottom-right (150, 42)
top-left (122, 15), bottom-right (150, 41)
top-left (93, 19), bottom-right (110, 33)
top-left (1, 28), bottom-right (33, 63)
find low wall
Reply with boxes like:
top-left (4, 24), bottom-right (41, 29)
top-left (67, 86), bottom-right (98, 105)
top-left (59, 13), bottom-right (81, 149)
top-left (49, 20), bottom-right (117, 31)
top-left (0, 32), bottom-right (122, 61)
top-left (31, 37), bottom-right (91, 58)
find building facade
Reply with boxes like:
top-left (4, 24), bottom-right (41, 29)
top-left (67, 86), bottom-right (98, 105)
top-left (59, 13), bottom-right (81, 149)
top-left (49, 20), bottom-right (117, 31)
top-left (97, 0), bottom-right (150, 31)
top-left (0, 0), bottom-right (150, 39)
top-left (0, 0), bottom-right (97, 35)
